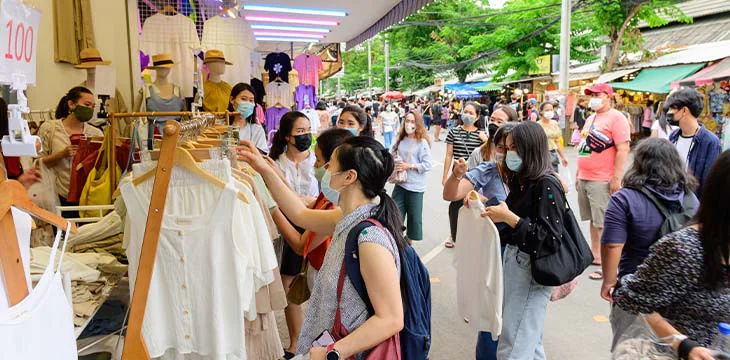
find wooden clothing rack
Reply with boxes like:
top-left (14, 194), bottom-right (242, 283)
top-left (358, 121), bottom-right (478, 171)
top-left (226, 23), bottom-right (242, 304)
top-left (107, 111), bottom-right (230, 191)
top-left (121, 118), bottom-right (226, 360)
top-left (0, 175), bottom-right (79, 306)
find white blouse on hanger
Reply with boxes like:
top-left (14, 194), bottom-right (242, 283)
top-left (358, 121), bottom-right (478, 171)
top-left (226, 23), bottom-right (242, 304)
top-left (0, 207), bottom-right (32, 310)
top-left (265, 81), bottom-right (293, 108)
top-left (201, 16), bottom-right (258, 84)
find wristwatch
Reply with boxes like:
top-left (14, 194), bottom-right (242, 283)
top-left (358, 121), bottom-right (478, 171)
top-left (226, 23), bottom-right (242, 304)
top-left (326, 344), bottom-right (341, 360)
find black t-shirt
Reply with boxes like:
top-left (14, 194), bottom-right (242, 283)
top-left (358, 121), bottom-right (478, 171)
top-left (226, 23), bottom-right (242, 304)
top-left (431, 104), bottom-right (442, 118)
top-left (264, 52), bottom-right (292, 83)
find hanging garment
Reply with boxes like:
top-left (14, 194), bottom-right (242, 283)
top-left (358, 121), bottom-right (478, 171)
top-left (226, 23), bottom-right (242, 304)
top-left (201, 16), bottom-right (257, 84)
top-left (251, 78), bottom-right (266, 106)
top-left (251, 52), bottom-right (263, 82)
top-left (0, 208), bottom-right (33, 310)
top-left (0, 223), bottom-right (77, 360)
top-left (264, 53), bottom-right (292, 83)
top-left (455, 192), bottom-right (503, 338)
top-left (293, 54), bottom-right (323, 91)
top-left (245, 312), bottom-right (284, 360)
top-left (295, 85), bottom-right (317, 111)
top-left (301, 108), bottom-right (320, 134)
top-left (144, 84), bottom-right (185, 123)
top-left (53, 0), bottom-right (95, 64)
top-left (264, 107), bottom-right (290, 133)
top-left (140, 14), bottom-right (201, 97)
top-left (202, 80), bottom-right (233, 113)
top-left (265, 81), bottom-right (293, 108)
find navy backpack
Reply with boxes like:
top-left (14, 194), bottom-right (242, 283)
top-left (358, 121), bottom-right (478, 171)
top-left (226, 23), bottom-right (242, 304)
top-left (345, 218), bottom-right (432, 360)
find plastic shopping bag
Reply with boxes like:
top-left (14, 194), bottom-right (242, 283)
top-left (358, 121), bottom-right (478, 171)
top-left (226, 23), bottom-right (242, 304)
top-left (27, 159), bottom-right (58, 213)
top-left (612, 315), bottom-right (676, 360)
top-left (558, 164), bottom-right (574, 193)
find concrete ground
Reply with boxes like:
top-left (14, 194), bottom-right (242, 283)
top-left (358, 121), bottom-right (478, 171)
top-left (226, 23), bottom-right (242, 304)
top-left (278, 130), bottom-right (613, 360)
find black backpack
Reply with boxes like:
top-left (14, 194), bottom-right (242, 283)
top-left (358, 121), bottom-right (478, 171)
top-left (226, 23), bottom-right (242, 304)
top-left (345, 219), bottom-right (431, 360)
top-left (631, 186), bottom-right (697, 239)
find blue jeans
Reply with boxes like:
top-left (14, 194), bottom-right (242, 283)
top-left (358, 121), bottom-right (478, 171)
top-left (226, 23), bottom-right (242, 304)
top-left (497, 245), bottom-right (553, 360)
top-left (383, 131), bottom-right (394, 150)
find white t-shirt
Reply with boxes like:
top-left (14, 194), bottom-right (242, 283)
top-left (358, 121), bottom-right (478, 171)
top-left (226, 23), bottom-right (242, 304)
top-left (381, 111), bottom-right (398, 133)
top-left (454, 192), bottom-right (503, 338)
top-left (651, 120), bottom-right (678, 140)
top-left (675, 134), bottom-right (694, 166)
top-left (276, 150), bottom-right (319, 198)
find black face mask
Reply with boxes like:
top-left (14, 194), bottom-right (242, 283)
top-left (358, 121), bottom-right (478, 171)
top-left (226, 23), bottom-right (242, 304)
top-left (666, 111), bottom-right (680, 127)
top-left (488, 123), bottom-right (500, 138)
top-left (292, 133), bottom-right (312, 152)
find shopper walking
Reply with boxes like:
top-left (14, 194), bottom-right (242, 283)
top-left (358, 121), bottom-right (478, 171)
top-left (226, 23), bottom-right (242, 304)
top-left (39, 86), bottom-right (103, 219)
top-left (391, 110), bottom-right (432, 244)
top-left (238, 136), bottom-right (406, 360)
top-left (651, 103), bottom-right (677, 140)
top-left (431, 99), bottom-right (445, 141)
top-left (379, 104), bottom-right (399, 149)
top-left (268, 111), bottom-right (317, 357)
top-left (423, 99), bottom-right (432, 131)
top-left (482, 121), bottom-right (569, 360)
top-left (576, 84), bottom-right (631, 280)
top-left (442, 102), bottom-right (485, 248)
top-left (613, 150), bottom-right (730, 353)
top-left (573, 98), bottom-right (588, 131)
top-left (336, 104), bottom-right (374, 137)
top-left (665, 88), bottom-right (722, 199)
top-left (599, 138), bottom-right (698, 350)
top-left (537, 102), bottom-right (569, 172)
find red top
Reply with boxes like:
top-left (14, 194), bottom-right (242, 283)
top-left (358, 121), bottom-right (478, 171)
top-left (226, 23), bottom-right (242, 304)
top-left (305, 193), bottom-right (335, 270)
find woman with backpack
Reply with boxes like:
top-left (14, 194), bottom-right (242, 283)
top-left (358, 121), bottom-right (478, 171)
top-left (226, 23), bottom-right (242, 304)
top-left (599, 138), bottom-right (698, 351)
top-left (481, 121), bottom-right (572, 359)
top-left (238, 136), bottom-right (407, 360)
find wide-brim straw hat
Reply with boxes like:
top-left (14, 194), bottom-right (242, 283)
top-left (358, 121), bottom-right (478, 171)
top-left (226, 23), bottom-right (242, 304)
top-left (74, 48), bottom-right (112, 68)
top-left (203, 49), bottom-right (233, 65)
top-left (146, 53), bottom-right (176, 69)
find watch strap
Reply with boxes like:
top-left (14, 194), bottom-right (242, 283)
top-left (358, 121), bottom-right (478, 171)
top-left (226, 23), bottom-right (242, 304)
top-left (326, 344), bottom-right (336, 352)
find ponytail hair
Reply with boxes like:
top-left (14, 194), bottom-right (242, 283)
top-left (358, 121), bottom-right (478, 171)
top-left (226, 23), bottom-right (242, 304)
top-left (335, 136), bottom-right (407, 251)
top-left (269, 111), bottom-right (308, 161)
top-left (55, 86), bottom-right (93, 119)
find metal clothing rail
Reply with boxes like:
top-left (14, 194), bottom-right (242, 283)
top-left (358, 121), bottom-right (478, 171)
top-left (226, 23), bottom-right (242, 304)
top-left (120, 119), bottom-right (218, 360)
top-left (107, 111), bottom-right (230, 191)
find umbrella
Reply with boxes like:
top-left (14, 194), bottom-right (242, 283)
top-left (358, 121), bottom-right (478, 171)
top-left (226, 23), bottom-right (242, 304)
top-left (380, 91), bottom-right (405, 99)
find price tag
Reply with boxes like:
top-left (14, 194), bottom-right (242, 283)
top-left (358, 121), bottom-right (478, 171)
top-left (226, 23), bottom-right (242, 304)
top-left (0, 0), bottom-right (41, 85)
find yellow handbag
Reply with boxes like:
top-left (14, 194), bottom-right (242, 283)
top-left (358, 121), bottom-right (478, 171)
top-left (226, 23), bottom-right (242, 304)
top-left (79, 128), bottom-right (120, 217)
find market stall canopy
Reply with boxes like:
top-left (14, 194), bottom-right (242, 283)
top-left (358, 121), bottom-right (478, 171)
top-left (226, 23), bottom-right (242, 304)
top-left (609, 64), bottom-right (705, 94)
top-left (444, 81), bottom-right (490, 91)
top-left (475, 83), bottom-right (503, 92)
top-left (454, 89), bottom-right (480, 98)
top-left (672, 57), bottom-right (730, 89)
top-left (597, 69), bottom-right (640, 84)
top-left (381, 91), bottom-right (405, 99)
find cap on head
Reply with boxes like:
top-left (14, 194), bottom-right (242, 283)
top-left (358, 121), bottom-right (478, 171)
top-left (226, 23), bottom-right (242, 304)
top-left (584, 83), bottom-right (614, 98)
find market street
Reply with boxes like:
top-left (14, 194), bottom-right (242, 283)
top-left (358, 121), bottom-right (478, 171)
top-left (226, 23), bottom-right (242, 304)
top-left (278, 136), bottom-right (613, 360)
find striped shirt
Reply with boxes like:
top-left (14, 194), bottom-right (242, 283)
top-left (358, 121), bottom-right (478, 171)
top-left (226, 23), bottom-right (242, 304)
top-left (446, 126), bottom-right (483, 160)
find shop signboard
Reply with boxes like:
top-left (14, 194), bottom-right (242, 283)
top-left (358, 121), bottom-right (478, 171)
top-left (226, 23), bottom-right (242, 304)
top-left (0, 0), bottom-right (41, 85)
top-left (529, 55), bottom-right (552, 76)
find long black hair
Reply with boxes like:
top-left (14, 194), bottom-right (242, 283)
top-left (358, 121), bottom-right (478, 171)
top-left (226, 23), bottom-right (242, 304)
top-left (55, 86), bottom-right (93, 119)
top-left (623, 138), bottom-right (697, 193)
top-left (340, 105), bottom-right (373, 137)
top-left (335, 136), bottom-right (407, 251)
top-left (269, 111), bottom-right (309, 161)
top-left (696, 150), bottom-right (730, 289)
top-left (228, 82), bottom-right (256, 125)
top-left (505, 121), bottom-right (553, 191)
top-left (316, 128), bottom-right (353, 163)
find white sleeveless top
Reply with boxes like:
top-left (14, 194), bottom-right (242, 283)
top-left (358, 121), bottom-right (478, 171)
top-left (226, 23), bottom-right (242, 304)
top-left (0, 222), bottom-right (76, 359)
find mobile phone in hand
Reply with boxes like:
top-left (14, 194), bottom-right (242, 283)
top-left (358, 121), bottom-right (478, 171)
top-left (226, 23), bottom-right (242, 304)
top-left (312, 330), bottom-right (335, 347)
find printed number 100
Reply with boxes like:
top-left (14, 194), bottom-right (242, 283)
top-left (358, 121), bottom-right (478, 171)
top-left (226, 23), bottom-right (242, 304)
top-left (5, 20), bottom-right (34, 62)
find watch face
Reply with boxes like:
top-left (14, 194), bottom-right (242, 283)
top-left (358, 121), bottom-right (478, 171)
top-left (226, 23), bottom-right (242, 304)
top-left (326, 350), bottom-right (340, 360)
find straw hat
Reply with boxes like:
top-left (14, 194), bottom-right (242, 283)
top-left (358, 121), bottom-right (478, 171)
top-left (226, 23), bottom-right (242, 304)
top-left (146, 54), bottom-right (176, 69)
top-left (74, 48), bottom-right (112, 68)
top-left (203, 49), bottom-right (233, 65)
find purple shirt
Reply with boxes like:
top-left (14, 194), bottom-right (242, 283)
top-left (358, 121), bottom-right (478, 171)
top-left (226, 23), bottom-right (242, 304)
top-left (295, 85), bottom-right (317, 111)
top-left (265, 107), bottom-right (290, 133)
top-left (601, 185), bottom-right (698, 278)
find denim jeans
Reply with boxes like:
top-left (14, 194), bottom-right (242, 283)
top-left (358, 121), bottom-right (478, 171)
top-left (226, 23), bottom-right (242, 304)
top-left (476, 331), bottom-right (499, 360)
top-left (497, 245), bottom-right (553, 360)
top-left (383, 131), bottom-right (394, 150)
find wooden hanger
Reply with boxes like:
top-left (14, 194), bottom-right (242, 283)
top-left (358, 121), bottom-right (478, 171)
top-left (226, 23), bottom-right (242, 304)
top-left (132, 147), bottom-right (248, 203)
top-left (0, 180), bottom-right (78, 306)
top-left (160, 5), bottom-right (177, 15)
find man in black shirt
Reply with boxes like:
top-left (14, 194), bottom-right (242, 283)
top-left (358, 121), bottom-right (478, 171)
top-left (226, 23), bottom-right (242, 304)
top-left (573, 98), bottom-right (588, 130)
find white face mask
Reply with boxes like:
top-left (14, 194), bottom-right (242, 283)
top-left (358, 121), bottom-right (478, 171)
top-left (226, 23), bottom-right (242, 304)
top-left (589, 97), bottom-right (604, 110)
top-left (405, 123), bottom-right (416, 134)
top-left (543, 111), bottom-right (555, 119)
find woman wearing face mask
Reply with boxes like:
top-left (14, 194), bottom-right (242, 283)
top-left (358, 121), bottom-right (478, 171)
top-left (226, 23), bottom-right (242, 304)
top-left (538, 101), bottom-right (569, 172)
top-left (269, 111), bottom-right (318, 357)
top-left (443, 102), bottom-right (485, 248)
top-left (379, 104), bottom-right (399, 149)
top-left (237, 136), bottom-right (406, 360)
top-left (229, 83), bottom-right (268, 152)
top-left (336, 105), bottom-right (374, 137)
top-left (39, 86), bottom-right (103, 218)
top-left (481, 121), bottom-right (570, 359)
top-left (391, 110), bottom-right (432, 244)
top-left (469, 106), bottom-right (519, 168)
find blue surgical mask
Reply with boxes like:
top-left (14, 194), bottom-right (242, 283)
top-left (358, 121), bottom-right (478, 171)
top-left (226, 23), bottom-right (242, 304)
top-left (506, 150), bottom-right (523, 172)
top-left (346, 128), bottom-right (359, 136)
top-left (314, 165), bottom-right (327, 183)
top-left (237, 101), bottom-right (255, 119)
top-left (321, 169), bottom-right (343, 204)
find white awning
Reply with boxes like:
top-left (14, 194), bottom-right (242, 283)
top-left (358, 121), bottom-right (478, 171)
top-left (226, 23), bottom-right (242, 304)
top-left (597, 69), bottom-right (640, 84)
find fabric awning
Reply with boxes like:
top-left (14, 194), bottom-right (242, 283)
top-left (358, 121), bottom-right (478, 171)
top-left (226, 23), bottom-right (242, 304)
top-left (347, 0), bottom-right (436, 48)
top-left (444, 81), bottom-right (490, 91)
top-left (454, 90), bottom-right (480, 98)
top-left (596, 69), bottom-right (640, 84)
top-left (476, 83), bottom-right (503, 92)
top-left (672, 57), bottom-right (730, 89)
top-left (609, 64), bottom-right (705, 94)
